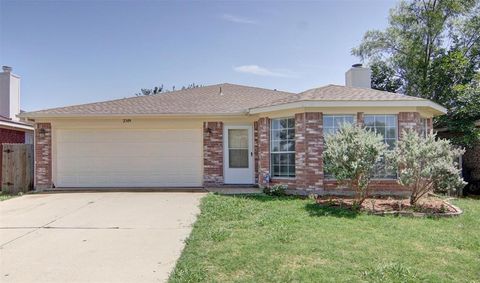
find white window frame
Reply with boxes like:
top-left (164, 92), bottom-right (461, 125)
top-left (364, 114), bottom-right (398, 179)
top-left (270, 117), bottom-right (295, 178)
top-left (420, 118), bottom-right (428, 138)
top-left (323, 114), bottom-right (356, 179)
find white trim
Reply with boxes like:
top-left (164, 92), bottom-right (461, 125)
top-left (249, 100), bottom-right (447, 115)
top-left (223, 125), bottom-right (255, 184)
top-left (0, 121), bottom-right (34, 131)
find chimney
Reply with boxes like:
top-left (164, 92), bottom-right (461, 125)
top-left (345, 64), bottom-right (371, 89)
top-left (0, 66), bottom-right (21, 121)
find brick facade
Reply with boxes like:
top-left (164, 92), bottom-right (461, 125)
top-left (257, 117), bottom-right (270, 188)
top-left (398, 112), bottom-right (422, 138)
top-left (294, 112), bottom-right (324, 192)
top-left (0, 128), bottom-right (25, 188)
top-left (35, 123), bottom-right (52, 190)
top-left (203, 122), bottom-right (224, 187)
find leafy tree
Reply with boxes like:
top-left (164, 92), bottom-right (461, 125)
top-left (135, 83), bottom-right (202, 96)
top-left (323, 124), bottom-right (388, 206)
top-left (389, 130), bottom-right (466, 204)
top-left (352, 0), bottom-right (480, 147)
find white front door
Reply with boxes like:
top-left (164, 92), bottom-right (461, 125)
top-left (224, 125), bottom-right (254, 184)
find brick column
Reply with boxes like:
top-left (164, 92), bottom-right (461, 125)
top-left (357, 112), bottom-right (364, 127)
top-left (257, 117), bottom-right (270, 188)
top-left (426, 118), bottom-right (433, 134)
top-left (295, 112), bottom-right (323, 192)
top-left (203, 122), bottom-right (224, 187)
top-left (253, 121), bottom-right (259, 183)
top-left (35, 123), bottom-right (52, 190)
top-left (398, 112), bottom-right (422, 139)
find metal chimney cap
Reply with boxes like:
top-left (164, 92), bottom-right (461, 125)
top-left (2, 66), bottom-right (12, 72)
top-left (352, 63), bottom-right (363, 68)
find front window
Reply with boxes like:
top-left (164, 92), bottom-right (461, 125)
top-left (270, 118), bottom-right (295, 178)
top-left (323, 115), bottom-right (355, 178)
top-left (364, 114), bottom-right (398, 178)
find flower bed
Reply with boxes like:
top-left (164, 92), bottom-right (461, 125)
top-left (315, 196), bottom-right (462, 217)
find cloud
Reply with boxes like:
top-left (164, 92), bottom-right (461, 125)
top-left (233, 65), bottom-right (295, 78)
top-left (221, 14), bottom-right (257, 24)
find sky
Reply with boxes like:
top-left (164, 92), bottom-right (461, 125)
top-left (0, 0), bottom-right (397, 111)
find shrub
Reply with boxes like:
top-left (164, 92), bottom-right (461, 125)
top-left (323, 124), bottom-right (388, 206)
top-left (264, 184), bottom-right (288, 196)
top-left (390, 130), bottom-right (466, 205)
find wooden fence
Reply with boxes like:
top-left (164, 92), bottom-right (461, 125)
top-left (1, 144), bottom-right (34, 194)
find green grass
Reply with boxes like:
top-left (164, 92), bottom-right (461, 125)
top-left (0, 192), bottom-right (18, 201)
top-left (169, 194), bottom-right (480, 283)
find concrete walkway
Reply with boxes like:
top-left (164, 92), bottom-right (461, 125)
top-left (0, 192), bottom-right (204, 283)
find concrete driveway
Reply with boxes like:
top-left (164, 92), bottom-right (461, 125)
top-left (0, 192), bottom-right (204, 282)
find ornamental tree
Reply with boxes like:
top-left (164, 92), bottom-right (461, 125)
top-left (390, 130), bottom-right (466, 205)
top-left (323, 124), bottom-right (388, 206)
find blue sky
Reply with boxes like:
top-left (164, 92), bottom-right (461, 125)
top-left (1, 0), bottom-right (396, 111)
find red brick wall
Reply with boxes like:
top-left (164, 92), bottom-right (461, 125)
top-left (257, 117), bottom-right (270, 187)
top-left (203, 122), bottom-right (224, 187)
top-left (35, 123), bottom-right (52, 190)
top-left (0, 128), bottom-right (25, 188)
top-left (398, 112), bottom-right (422, 138)
top-left (295, 112), bottom-right (324, 192)
top-left (253, 121), bottom-right (259, 183)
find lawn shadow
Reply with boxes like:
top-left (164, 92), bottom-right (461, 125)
top-left (304, 202), bottom-right (360, 218)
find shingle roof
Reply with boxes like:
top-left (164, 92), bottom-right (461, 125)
top-left (252, 84), bottom-right (426, 109)
top-left (21, 83), bottom-right (443, 118)
top-left (21, 83), bottom-right (294, 117)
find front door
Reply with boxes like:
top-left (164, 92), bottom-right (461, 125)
top-left (224, 125), bottom-right (254, 184)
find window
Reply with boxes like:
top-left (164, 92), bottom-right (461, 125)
top-left (323, 115), bottom-right (355, 179)
top-left (364, 114), bottom-right (398, 178)
top-left (323, 115), bottom-right (355, 136)
top-left (270, 118), bottom-right (295, 178)
top-left (420, 118), bottom-right (428, 138)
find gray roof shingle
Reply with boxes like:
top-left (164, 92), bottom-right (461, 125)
top-left (21, 83), bottom-right (439, 117)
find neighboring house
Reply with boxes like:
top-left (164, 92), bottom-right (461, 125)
top-left (0, 66), bottom-right (34, 188)
top-left (436, 121), bottom-right (480, 195)
top-left (20, 65), bottom-right (446, 195)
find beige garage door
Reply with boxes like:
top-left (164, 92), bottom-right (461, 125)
top-left (55, 129), bottom-right (203, 187)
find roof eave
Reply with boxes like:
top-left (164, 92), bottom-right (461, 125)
top-left (0, 120), bottom-right (34, 131)
top-left (249, 100), bottom-right (448, 115)
top-left (19, 111), bottom-right (251, 119)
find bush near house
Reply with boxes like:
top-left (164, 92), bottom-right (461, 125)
top-left (390, 130), bottom-right (466, 205)
top-left (323, 124), bottom-right (388, 206)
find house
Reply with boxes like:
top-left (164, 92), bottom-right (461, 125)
top-left (0, 66), bottom-right (34, 188)
top-left (436, 121), bottom-right (480, 195)
top-left (20, 65), bottom-right (446, 194)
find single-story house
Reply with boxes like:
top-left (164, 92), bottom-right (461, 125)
top-left (20, 65), bottom-right (446, 194)
top-left (1, 66), bottom-right (34, 188)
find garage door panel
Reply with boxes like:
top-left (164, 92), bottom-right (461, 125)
top-left (56, 129), bottom-right (202, 187)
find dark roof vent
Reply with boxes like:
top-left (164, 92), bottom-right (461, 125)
top-left (352, 63), bottom-right (363, 68)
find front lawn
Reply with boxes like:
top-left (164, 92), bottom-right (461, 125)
top-left (170, 194), bottom-right (480, 282)
top-left (0, 192), bottom-right (17, 201)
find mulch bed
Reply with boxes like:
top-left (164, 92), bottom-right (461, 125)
top-left (316, 195), bottom-right (460, 216)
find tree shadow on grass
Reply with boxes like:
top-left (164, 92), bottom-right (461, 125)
top-left (304, 202), bottom-right (360, 218)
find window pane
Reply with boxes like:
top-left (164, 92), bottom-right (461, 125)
top-left (364, 116), bottom-right (375, 126)
top-left (288, 118), bottom-right (295, 128)
top-left (287, 129), bottom-right (295, 140)
top-left (345, 116), bottom-right (354, 124)
top-left (386, 127), bottom-right (396, 139)
top-left (270, 118), bottom-right (295, 177)
top-left (229, 149), bottom-right (248, 168)
top-left (324, 116), bottom-right (333, 127)
top-left (386, 115), bottom-right (396, 126)
top-left (271, 130), bottom-right (280, 141)
top-left (375, 115), bottom-right (386, 127)
top-left (228, 129), bottom-right (248, 148)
